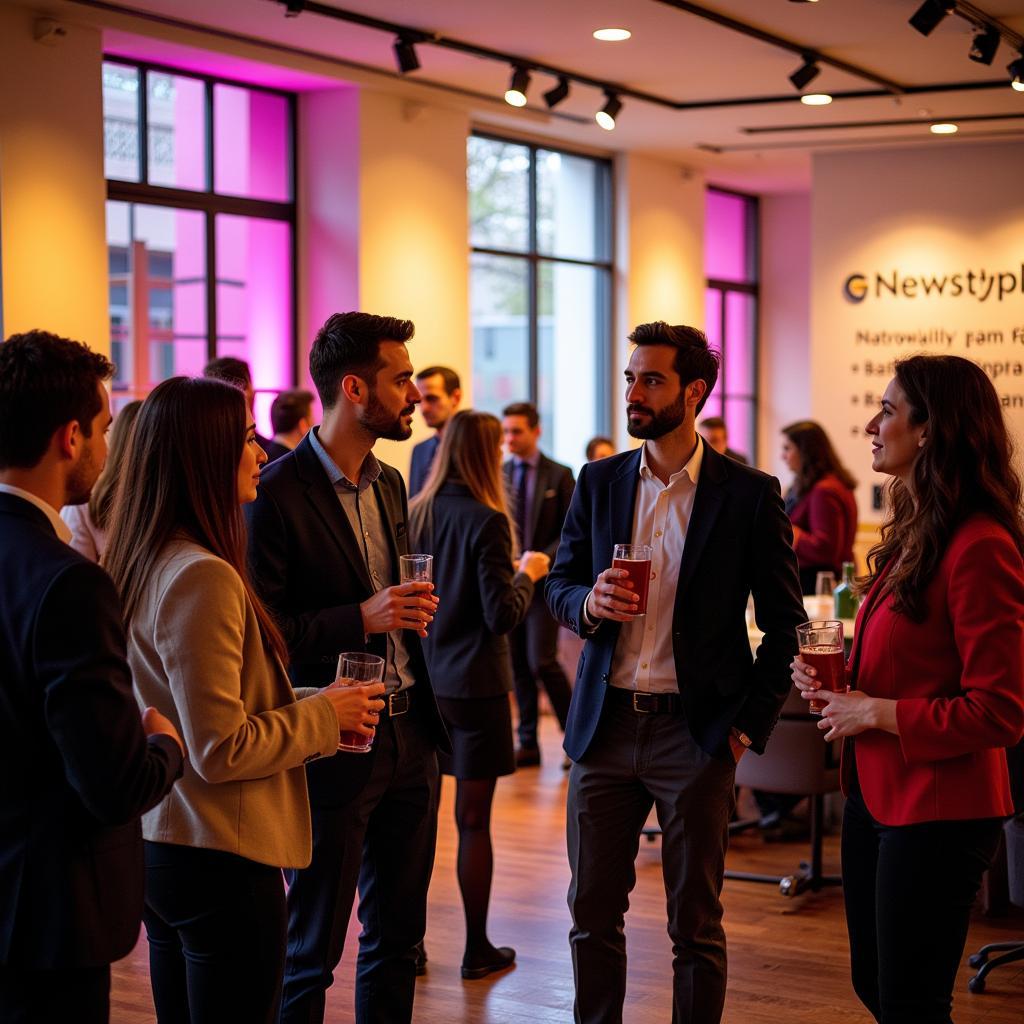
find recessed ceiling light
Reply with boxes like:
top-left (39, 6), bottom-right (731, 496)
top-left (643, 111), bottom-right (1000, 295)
top-left (800, 93), bottom-right (833, 105)
top-left (593, 28), bottom-right (631, 42)
top-left (930, 122), bottom-right (958, 134)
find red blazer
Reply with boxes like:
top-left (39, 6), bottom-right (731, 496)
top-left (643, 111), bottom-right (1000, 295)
top-left (844, 515), bottom-right (1024, 826)
top-left (790, 474), bottom-right (857, 575)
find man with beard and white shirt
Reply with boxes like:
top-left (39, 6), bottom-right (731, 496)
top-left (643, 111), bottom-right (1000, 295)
top-left (546, 321), bottom-right (804, 1024)
top-left (246, 313), bottom-right (450, 1024)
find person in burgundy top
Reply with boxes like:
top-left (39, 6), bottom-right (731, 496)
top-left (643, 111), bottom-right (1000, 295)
top-left (792, 354), bottom-right (1024, 1024)
top-left (781, 419), bottom-right (858, 594)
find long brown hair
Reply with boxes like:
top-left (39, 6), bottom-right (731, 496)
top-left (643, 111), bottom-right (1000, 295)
top-left (88, 399), bottom-right (142, 530)
top-left (782, 419), bottom-right (857, 499)
top-left (410, 410), bottom-right (516, 553)
top-left (104, 377), bottom-right (287, 662)
top-left (864, 355), bottom-right (1024, 621)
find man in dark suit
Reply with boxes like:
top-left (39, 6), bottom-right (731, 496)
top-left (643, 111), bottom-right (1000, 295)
top-left (0, 330), bottom-right (183, 1023)
top-left (501, 402), bottom-right (576, 767)
top-left (246, 312), bottom-right (450, 1024)
top-left (699, 414), bottom-right (749, 465)
top-left (202, 355), bottom-right (273, 451)
top-left (546, 322), bottom-right (804, 1024)
top-left (265, 387), bottom-right (314, 462)
top-left (408, 365), bottom-right (461, 497)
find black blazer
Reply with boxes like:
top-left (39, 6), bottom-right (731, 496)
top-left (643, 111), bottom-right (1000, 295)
top-left (545, 444), bottom-right (805, 761)
top-left (415, 483), bottom-right (534, 699)
top-left (502, 452), bottom-right (575, 562)
top-left (408, 435), bottom-right (439, 499)
top-left (245, 434), bottom-right (450, 806)
top-left (0, 493), bottom-right (182, 969)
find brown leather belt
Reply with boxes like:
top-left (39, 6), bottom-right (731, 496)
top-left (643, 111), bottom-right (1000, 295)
top-left (606, 687), bottom-right (681, 714)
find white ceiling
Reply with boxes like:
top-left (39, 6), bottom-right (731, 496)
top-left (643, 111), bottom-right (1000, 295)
top-left (71, 0), bottom-right (1024, 191)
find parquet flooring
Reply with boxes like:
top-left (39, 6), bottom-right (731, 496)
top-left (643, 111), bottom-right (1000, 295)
top-left (111, 727), bottom-right (1024, 1022)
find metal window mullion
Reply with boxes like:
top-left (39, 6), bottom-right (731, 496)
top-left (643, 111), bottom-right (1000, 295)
top-left (138, 68), bottom-right (149, 184)
top-left (206, 211), bottom-right (217, 361)
top-left (527, 143), bottom-right (539, 405)
top-left (205, 80), bottom-right (215, 194)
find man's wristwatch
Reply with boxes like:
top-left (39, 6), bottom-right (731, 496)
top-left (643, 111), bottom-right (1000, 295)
top-left (730, 727), bottom-right (753, 749)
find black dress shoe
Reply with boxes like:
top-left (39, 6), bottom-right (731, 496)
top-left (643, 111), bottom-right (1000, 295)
top-left (461, 946), bottom-right (515, 980)
top-left (515, 746), bottom-right (541, 767)
top-left (414, 941), bottom-right (427, 976)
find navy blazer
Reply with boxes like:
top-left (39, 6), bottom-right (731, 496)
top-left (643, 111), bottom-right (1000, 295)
top-left (502, 451), bottom-right (575, 563)
top-left (0, 493), bottom-right (182, 969)
top-left (408, 435), bottom-right (440, 499)
top-left (245, 435), bottom-right (450, 807)
top-left (415, 483), bottom-right (534, 699)
top-left (545, 444), bottom-right (804, 760)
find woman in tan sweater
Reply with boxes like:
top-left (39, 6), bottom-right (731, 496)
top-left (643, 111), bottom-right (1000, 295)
top-left (104, 377), bottom-right (385, 1024)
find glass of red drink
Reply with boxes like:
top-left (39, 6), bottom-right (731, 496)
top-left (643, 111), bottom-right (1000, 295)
top-left (333, 652), bottom-right (385, 752)
top-left (612, 543), bottom-right (653, 617)
top-left (796, 620), bottom-right (845, 715)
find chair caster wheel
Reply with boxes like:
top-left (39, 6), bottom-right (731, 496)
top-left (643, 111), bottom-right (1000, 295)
top-left (968, 975), bottom-right (986, 994)
top-left (968, 953), bottom-right (986, 968)
top-left (780, 875), bottom-right (798, 897)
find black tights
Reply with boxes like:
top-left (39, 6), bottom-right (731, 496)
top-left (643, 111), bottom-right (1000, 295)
top-left (454, 777), bottom-right (500, 963)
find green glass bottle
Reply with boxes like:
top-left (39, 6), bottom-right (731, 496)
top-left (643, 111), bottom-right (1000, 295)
top-left (833, 561), bottom-right (859, 621)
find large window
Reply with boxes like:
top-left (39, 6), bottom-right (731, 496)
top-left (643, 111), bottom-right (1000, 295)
top-left (468, 134), bottom-right (612, 469)
top-left (704, 188), bottom-right (759, 463)
top-left (103, 60), bottom-right (295, 426)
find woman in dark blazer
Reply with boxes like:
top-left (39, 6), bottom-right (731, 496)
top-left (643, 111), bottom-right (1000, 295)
top-left (781, 420), bottom-right (858, 594)
top-left (411, 410), bottom-right (549, 980)
top-left (792, 355), bottom-right (1024, 1023)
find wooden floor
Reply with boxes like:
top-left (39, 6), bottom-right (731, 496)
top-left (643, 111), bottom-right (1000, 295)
top-left (112, 727), bottom-right (1024, 1023)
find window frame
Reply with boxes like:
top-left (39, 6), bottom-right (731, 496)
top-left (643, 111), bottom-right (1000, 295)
top-left (469, 131), bottom-right (615, 438)
top-left (103, 56), bottom-right (299, 389)
top-left (705, 185), bottom-right (760, 463)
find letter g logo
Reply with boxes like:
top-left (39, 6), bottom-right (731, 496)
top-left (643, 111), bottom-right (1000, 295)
top-left (843, 274), bottom-right (868, 303)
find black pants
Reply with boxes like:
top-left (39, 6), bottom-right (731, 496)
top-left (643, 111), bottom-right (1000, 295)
top-left (511, 595), bottom-right (572, 749)
top-left (566, 700), bottom-right (736, 1024)
top-left (842, 770), bottom-right (1003, 1024)
top-left (0, 963), bottom-right (110, 1023)
top-left (280, 710), bottom-right (439, 1024)
top-left (143, 841), bottom-right (287, 1024)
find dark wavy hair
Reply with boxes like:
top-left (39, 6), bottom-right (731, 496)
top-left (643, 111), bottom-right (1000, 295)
top-left (104, 377), bottom-right (286, 663)
top-left (628, 321), bottom-right (720, 414)
top-left (88, 400), bottom-right (142, 531)
top-left (864, 355), bottom-right (1024, 621)
top-left (782, 420), bottom-right (857, 499)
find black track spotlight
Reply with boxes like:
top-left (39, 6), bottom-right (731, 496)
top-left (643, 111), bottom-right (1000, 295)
top-left (1010, 52), bottom-right (1024, 91)
top-left (393, 34), bottom-right (420, 74)
top-left (969, 25), bottom-right (1000, 65)
top-left (789, 55), bottom-right (821, 91)
top-left (543, 76), bottom-right (571, 109)
top-left (909, 1), bottom-right (954, 37)
top-left (284, 0), bottom-right (305, 16)
top-left (595, 91), bottom-right (622, 131)
top-left (504, 65), bottom-right (531, 107)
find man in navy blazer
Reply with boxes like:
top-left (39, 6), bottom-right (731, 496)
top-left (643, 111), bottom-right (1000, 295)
top-left (0, 331), bottom-right (183, 1023)
top-left (408, 365), bottom-right (461, 497)
top-left (546, 322), bottom-right (804, 1024)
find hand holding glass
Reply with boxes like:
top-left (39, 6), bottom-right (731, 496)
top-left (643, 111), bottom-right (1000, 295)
top-left (612, 544), bottom-right (653, 617)
top-left (334, 652), bottom-right (386, 752)
top-left (796, 620), bottom-right (845, 715)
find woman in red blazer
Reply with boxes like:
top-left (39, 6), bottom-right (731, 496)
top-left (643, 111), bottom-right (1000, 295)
top-left (781, 420), bottom-right (859, 594)
top-left (792, 354), bottom-right (1024, 1023)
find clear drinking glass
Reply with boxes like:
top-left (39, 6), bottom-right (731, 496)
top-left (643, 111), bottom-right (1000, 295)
top-left (334, 652), bottom-right (385, 753)
top-left (796, 620), bottom-right (845, 715)
top-left (612, 543), bottom-right (653, 617)
top-left (399, 554), bottom-right (433, 583)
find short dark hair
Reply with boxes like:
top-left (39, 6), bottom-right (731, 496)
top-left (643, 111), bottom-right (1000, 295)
top-left (628, 321), bottom-right (719, 414)
top-left (416, 365), bottom-right (461, 394)
top-left (502, 401), bottom-right (539, 429)
top-left (0, 330), bottom-right (113, 470)
top-left (270, 388), bottom-right (314, 434)
top-left (585, 436), bottom-right (614, 461)
top-left (309, 312), bottom-right (415, 410)
top-left (699, 416), bottom-right (726, 431)
top-left (202, 356), bottom-right (252, 389)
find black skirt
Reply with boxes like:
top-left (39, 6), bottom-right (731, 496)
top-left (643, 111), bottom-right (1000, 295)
top-left (436, 694), bottom-right (515, 780)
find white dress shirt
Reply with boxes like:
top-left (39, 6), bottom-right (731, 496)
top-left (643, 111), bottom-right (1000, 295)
top-left (601, 438), bottom-right (704, 694)
top-left (0, 483), bottom-right (73, 544)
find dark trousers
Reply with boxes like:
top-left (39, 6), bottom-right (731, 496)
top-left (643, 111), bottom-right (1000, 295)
top-left (511, 595), bottom-right (572, 749)
top-left (842, 771), bottom-right (1003, 1024)
top-left (143, 841), bottom-right (287, 1024)
top-left (280, 711), bottom-right (439, 1024)
top-left (0, 963), bottom-right (110, 1023)
top-left (566, 700), bottom-right (736, 1024)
